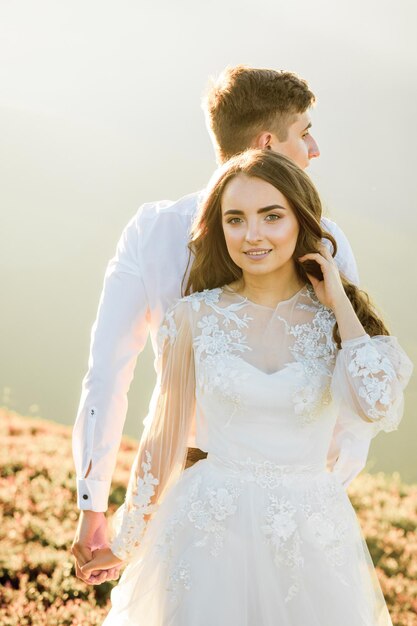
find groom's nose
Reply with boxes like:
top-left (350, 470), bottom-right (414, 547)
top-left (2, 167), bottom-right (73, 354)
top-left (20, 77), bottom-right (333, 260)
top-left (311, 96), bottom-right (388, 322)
top-left (307, 134), bottom-right (320, 159)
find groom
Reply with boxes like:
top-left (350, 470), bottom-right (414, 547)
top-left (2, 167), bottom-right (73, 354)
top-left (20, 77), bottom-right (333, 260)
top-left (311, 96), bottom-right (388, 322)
top-left (71, 65), bottom-right (367, 584)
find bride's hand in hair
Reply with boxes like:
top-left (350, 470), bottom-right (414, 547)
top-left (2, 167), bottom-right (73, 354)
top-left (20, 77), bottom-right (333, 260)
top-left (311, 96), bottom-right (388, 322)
top-left (298, 245), bottom-right (347, 311)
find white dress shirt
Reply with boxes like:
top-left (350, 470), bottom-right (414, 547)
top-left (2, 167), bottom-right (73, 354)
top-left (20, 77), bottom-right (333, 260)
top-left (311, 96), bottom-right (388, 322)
top-left (72, 190), bottom-right (360, 512)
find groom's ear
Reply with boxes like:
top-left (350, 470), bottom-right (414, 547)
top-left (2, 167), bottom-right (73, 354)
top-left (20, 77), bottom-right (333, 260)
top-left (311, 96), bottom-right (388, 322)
top-left (252, 132), bottom-right (273, 150)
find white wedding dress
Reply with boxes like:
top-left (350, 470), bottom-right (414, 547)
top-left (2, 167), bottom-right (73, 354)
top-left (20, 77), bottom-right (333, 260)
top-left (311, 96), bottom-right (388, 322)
top-left (102, 285), bottom-right (412, 626)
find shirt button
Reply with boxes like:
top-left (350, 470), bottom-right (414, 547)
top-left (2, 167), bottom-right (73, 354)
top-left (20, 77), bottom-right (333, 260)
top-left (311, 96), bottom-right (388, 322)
top-left (82, 494), bottom-right (89, 500)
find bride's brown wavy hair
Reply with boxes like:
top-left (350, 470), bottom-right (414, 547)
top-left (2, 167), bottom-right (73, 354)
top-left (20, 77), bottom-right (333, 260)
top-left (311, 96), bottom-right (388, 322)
top-left (184, 149), bottom-right (389, 347)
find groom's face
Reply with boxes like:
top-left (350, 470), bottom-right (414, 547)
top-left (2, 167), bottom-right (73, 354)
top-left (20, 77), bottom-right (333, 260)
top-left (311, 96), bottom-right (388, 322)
top-left (269, 110), bottom-right (320, 170)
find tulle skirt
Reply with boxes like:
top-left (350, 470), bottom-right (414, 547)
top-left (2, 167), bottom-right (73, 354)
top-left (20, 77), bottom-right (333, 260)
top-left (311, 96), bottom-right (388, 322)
top-left (103, 456), bottom-right (392, 626)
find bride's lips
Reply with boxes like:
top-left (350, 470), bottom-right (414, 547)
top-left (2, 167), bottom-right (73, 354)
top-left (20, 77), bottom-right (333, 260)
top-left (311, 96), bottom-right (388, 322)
top-left (243, 248), bottom-right (272, 260)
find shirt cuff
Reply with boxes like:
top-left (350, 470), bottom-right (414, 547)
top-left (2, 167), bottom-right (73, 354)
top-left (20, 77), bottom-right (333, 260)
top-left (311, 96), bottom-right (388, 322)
top-left (341, 334), bottom-right (370, 349)
top-left (77, 477), bottom-right (111, 512)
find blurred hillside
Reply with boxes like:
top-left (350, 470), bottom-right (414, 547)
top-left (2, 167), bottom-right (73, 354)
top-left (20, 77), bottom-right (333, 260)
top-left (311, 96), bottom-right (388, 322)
top-left (1, 409), bottom-right (417, 625)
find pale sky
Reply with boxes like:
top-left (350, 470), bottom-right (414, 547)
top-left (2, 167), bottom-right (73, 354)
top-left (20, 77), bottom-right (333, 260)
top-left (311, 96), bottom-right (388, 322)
top-left (1, 0), bottom-right (416, 479)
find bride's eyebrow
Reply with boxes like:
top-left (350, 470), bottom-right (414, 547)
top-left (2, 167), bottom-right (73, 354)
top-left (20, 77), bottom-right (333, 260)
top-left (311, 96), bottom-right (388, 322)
top-left (223, 204), bottom-right (287, 216)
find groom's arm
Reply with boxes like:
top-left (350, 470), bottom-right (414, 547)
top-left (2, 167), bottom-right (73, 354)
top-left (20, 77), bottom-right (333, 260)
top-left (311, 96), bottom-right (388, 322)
top-left (72, 210), bottom-right (150, 513)
top-left (321, 217), bottom-right (359, 286)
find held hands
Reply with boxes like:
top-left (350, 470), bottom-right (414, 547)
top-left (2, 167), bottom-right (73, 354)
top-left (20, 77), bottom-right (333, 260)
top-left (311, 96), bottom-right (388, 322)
top-left (298, 245), bottom-right (347, 311)
top-left (71, 510), bottom-right (123, 585)
top-left (80, 547), bottom-right (125, 580)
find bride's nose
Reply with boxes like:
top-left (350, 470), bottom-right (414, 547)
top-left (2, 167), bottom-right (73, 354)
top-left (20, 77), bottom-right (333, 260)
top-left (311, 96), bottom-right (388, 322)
top-left (245, 221), bottom-right (262, 243)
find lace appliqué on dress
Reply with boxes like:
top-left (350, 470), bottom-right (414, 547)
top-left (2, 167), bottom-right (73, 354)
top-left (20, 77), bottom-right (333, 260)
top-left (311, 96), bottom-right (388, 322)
top-left (157, 308), bottom-right (178, 353)
top-left (155, 480), bottom-right (197, 602)
top-left (168, 560), bottom-right (191, 596)
top-left (111, 451), bottom-right (159, 560)
top-left (301, 479), bottom-right (351, 581)
top-left (262, 494), bottom-right (304, 602)
top-left (262, 476), bottom-right (352, 602)
top-left (284, 289), bottom-right (337, 424)
top-left (155, 473), bottom-right (242, 602)
top-left (187, 475), bottom-right (242, 557)
top-left (159, 287), bottom-right (338, 426)
top-left (231, 457), bottom-right (320, 490)
top-left (347, 341), bottom-right (398, 427)
top-left (158, 290), bottom-right (252, 409)
top-left (186, 290), bottom-right (253, 414)
top-left (182, 288), bottom-right (223, 311)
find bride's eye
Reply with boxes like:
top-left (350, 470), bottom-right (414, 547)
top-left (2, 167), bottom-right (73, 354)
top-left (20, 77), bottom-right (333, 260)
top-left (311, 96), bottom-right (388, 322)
top-left (227, 217), bottom-right (243, 224)
top-left (265, 214), bottom-right (281, 222)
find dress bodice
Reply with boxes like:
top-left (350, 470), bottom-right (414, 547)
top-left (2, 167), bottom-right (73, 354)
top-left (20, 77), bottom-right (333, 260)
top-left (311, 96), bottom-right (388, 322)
top-left (169, 285), bottom-right (338, 468)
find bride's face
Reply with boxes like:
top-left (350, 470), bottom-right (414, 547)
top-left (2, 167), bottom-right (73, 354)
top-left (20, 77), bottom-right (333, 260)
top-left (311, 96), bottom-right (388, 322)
top-left (221, 174), bottom-right (300, 278)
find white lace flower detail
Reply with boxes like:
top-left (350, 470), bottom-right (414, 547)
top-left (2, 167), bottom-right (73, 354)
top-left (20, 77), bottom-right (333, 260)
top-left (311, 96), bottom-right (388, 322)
top-left (157, 309), bottom-right (178, 355)
top-left (110, 451), bottom-right (159, 560)
top-left (293, 382), bottom-right (320, 416)
top-left (262, 495), bottom-right (303, 602)
top-left (198, 314), bottom-right (219, 334)
top-left (231, 458), bottom-right (318, 490)
top-left (168, 559), bottom-right (191, 596)
top-left (155, 475), bottom-right (241, 600)
top-left (307, 511), bottom-right (349, 571)
top-left (262, 496), bottom-right (299, 552)
top-left (301, 478), bottom-right (351, 580)
top-left (348, 342), bottom-right (396, 420)
top-left (208, 487), bottom-right (238, 520)
top-left (199, 328), bottom-right (230, 356)
top-left (182, 288), bottom-right (222, 311)
top-left (263, 501), bottom-right (297, 544)
top-left (293, 371), bottom-right (332, 423)
top-left (154, 479), bottom-right (203, 602)
top-left (191, 296), bottom-right (252, 413)
top-left (187, 480), bottom-right (241, 556)
top-left (189, 487), bottom-right (237, 526)
top-left (277, 290), bottom-right (337, 424)
top-left (195, 315), bottom-right (248, 358)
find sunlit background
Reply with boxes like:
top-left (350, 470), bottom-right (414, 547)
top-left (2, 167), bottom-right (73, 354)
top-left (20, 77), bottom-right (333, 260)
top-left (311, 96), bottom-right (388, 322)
top-left (1, 0), bottom-right (416, 479)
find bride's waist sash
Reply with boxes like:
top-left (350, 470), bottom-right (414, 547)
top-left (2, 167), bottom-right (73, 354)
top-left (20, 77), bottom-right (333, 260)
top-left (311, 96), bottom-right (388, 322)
top-left (205, 453), bottom-right (326, 489)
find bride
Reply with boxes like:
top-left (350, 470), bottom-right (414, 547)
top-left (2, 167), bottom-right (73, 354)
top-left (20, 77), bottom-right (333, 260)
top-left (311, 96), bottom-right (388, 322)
top-left (81, 149), bottom-right (412, 625)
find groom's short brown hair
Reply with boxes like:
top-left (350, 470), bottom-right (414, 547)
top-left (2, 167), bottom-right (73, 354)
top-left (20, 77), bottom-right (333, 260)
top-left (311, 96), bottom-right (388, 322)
top-left (203, 65), bottom-right (315, 163)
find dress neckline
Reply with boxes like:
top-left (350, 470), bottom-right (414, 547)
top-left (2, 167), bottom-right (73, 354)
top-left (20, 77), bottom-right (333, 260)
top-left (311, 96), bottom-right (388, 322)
top-left (221, 284), bottom-right (308, 310)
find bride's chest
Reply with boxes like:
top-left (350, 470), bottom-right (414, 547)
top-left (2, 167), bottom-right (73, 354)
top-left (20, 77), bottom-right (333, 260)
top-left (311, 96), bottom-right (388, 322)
top-left (192, 307), bottom-right (337, 425)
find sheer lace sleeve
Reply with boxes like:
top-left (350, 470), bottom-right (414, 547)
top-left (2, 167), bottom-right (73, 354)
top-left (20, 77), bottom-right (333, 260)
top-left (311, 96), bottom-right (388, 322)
top-left (109, 300), bottom-right (196, 561)
top-left (331, 334), bottom-right (413, 440)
